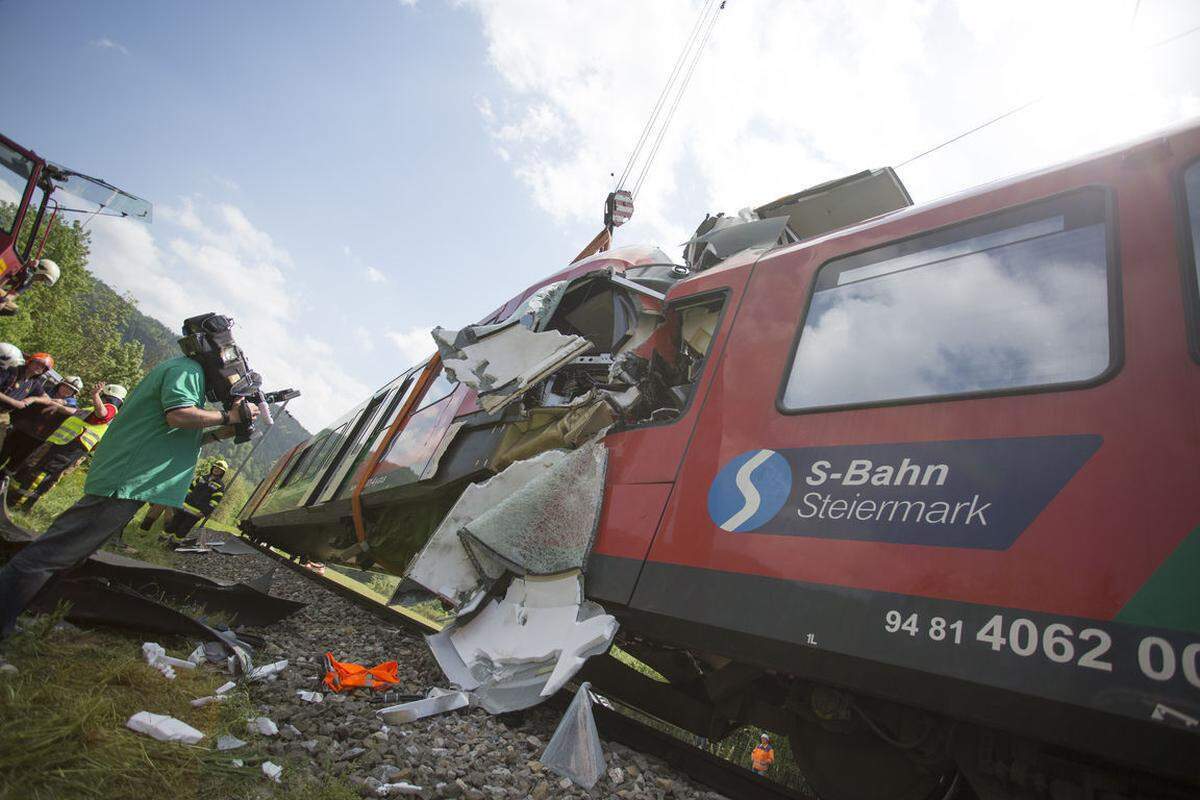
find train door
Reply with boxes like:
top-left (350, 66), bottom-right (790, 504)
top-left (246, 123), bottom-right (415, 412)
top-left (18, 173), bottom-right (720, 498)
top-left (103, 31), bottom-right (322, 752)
top-left (588, 252), bottom-right (758, 605)
top-left (629, 128), bottom-right (1200, 798)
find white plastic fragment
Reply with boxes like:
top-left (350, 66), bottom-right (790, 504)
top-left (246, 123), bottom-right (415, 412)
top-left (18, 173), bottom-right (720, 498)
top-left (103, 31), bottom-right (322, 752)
top-left (215, 681), bottom-right (237, 695)
top-left (142, 642), bottom-right (196, 670)
top-left (216, 734), bottom-right (247, 751)
top-left (126, 711), bottom-right (205, 745)
top-left (376, 782), bottom-right (423, 796)
top-left (262, 761), bottom-right (283, 783)
top-left (190, 695), bottom-right (228, 708)
top-left (248, 716), bottom-right (279, 736)
top-left (540, 683), bottom-right (604, 789)
top-left (247, 659), bottom-right (288, 681)
top-left (231, 758), bottom-right (244, 767)
top-left (296, 689), bottom-right (323, 703)
top-left (378, 689), bottom-right (470, 725)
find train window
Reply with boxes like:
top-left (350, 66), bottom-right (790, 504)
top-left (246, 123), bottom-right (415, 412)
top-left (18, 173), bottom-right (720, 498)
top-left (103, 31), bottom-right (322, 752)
top-left (279, 436), bottom-right (323, 487)
top-left (782, 188), bottom-right (1115, 411)
top-left (1184, 161), bottom-right (1200, 359)
top-left (0, 141), bottom-right (34, 236)
top-left (418, 366), bottom-right (457, 410)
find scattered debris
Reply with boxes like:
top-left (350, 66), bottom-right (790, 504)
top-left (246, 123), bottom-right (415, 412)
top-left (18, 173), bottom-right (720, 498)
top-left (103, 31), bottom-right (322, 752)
top-left (143, 642), bottom-right (197, 675)
top-left (427, 573), bottom-right (617, 714)
top-left (190, 695), bottom-right (228, 708)
top-left (262, 761), bottom-right (283, 783)
top-left (379, 688), bottom-right (471, 725)
top-left (375, 782), bottom-right (423, 796)
top-left (540, 683), bottom-right (605, 789)
top-left (231, 758), bottom-right (244, 767)
top-left (215, 680), bottom-right (237, 695)
top-left (247, 716), bottom-right (279, 737)
top-left (126, 711), bottom-right (204, 745)
top-left (216, 734), bottom-right (247, 751)
top-left (247, 659), bottom-right (288, 682)
top-left (296, 689), bottom-right (323, 703)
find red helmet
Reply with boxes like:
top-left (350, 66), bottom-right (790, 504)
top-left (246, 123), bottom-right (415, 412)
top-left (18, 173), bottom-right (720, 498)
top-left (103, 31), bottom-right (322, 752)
top-left (28, 352), bottom-right (54, 369)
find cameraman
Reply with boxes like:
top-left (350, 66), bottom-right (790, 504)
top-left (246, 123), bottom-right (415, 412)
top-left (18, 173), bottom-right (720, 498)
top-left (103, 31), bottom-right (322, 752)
top-left (0, 316), bottom-right (258, 638)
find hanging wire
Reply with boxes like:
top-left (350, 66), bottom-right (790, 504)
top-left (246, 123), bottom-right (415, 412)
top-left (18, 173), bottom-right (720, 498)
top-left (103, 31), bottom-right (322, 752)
top-left (616, 0), bottom-right (716, 191)
top-left (895, 19), bottom-right (1200, 170)
top-left (632, 0), bottom-right (724, 197)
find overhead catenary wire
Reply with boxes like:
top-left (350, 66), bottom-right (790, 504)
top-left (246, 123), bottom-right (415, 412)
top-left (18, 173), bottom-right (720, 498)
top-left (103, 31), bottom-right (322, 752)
top-left (895, 19), bottom-right (1200, 170)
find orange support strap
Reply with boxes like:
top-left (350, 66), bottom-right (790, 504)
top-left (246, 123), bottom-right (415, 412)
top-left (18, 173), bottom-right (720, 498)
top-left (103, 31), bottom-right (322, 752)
top-left (322, 652), bottom-right (401, 692)
top-left (350, 353), bottom-right (443, 544)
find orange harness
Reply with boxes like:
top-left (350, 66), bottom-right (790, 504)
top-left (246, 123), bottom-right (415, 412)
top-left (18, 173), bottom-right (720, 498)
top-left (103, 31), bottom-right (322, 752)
top-left (321, 652), bottom-right (401, 693)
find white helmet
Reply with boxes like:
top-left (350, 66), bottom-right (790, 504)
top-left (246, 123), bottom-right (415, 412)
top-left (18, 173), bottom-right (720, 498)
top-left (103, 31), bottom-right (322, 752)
top-left (34, 259), bottom-right (60, 285)
top-left (102, 383), bottom-right (128, 401)
top-left (0, 343), bottom-right (24, 369)
top-left (62, 375), bottom-right (84, 392)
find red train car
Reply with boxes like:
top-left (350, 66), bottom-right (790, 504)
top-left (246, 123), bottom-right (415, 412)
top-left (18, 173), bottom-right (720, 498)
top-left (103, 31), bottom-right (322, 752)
top-left (243, 121), bottom-right (1200, 800)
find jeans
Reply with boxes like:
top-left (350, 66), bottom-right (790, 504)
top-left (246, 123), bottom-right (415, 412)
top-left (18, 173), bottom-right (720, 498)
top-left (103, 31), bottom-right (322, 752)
top-left (0, 493), bottom-right (143, 636)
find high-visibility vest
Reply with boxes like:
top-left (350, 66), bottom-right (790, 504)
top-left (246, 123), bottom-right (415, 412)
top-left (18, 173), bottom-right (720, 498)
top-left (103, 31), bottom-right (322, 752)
top-left (46, 412), bottom-right (109, 452)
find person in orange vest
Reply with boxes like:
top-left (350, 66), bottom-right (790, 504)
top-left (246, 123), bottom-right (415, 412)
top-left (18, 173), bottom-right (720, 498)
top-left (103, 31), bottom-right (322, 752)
top-left (751, 733), bottom-right (775, 777)
top-left (7, 383), bottom-right (126, 510)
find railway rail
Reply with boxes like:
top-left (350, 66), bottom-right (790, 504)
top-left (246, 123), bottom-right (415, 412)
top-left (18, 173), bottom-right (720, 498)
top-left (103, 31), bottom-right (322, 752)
top-left (240, 532), bottom-right (814, 800)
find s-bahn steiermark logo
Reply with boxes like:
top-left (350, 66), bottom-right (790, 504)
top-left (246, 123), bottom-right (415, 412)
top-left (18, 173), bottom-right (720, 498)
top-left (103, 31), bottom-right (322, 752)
top-left (707, 449), bottom-right (793, 532)
top-left (706, 436), bottom-right (1103, 548)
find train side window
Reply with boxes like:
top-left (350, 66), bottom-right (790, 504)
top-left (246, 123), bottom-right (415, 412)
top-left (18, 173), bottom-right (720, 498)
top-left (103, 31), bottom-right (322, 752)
top-left (1183, 161), bottom-right (1200, 360)
top-left (781, 188), bottom-right (1116, 411)
top-left (279, 437), bottom-right (322, 487)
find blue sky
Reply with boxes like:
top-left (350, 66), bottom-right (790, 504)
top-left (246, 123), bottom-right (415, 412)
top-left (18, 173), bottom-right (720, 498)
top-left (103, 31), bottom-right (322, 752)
top-left (2, 0), bottom-right (1197, 428)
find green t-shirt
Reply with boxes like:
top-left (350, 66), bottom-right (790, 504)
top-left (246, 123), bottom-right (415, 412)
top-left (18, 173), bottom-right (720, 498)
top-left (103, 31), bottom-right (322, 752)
top-left (85, 356), bottom-right (207, 508)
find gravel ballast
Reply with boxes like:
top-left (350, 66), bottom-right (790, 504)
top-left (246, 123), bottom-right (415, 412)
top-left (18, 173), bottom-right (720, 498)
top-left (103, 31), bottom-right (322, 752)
top-left (172, 539), bottom-right (730, 800)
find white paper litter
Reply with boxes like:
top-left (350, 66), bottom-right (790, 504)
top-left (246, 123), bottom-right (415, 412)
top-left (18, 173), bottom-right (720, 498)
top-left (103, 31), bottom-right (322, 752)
top-left (376, 782), bottom-right (424, 796)
top-left (247, 659), bottom-right (288, 681)
top-left (215, 681), bottom-right (237, 695)
top-left (262, 761), bottom-right (283, 783)
top-left (247, 716), bottom-right (279, 736)
top-left (190, 695), bottom-right (228, 708)
top-left (231, 758), bottom-right (244, 767)
top-left (216, 734), bottom-right (247, 751)
top-left (126, 711), bottom-right (204, 745)
top-left (296, 689), bottom-right (323, 703)
top-left (143, 642), bottom-right (196, 681)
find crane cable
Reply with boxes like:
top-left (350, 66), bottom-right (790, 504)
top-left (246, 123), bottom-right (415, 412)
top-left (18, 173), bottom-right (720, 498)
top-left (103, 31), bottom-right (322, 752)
top-left (632, 0), bottom-right (724, 197)
top-left (616, 0), bottom-right (726, 199)
top-left (896, 12), bottom-right (1200, 170)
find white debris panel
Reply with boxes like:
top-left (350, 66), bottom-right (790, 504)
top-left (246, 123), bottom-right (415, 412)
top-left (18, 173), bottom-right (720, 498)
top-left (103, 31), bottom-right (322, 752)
top-left (126, 711), bottom-right (204, 745)
top-left (433, 324), bottom-right (592, 413)
top-left (426, 573), bottom-right (617, 714)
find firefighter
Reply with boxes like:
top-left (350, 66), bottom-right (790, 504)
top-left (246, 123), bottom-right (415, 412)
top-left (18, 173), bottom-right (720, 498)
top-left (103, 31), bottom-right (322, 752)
top-left (751, 733), bottom-right (775, 777)
top-left (7, 383), bottom-right (126, 510)
top-left (0, 352), bottom-right (54, 466)
top-left (0, 318), bottom-right (258, 639)
top-left (0, 259), bottom-right (60, 316)
top-left (162, 459), bottom-right (228, 541)
top-left (0, 375), bottom-right (86, 478)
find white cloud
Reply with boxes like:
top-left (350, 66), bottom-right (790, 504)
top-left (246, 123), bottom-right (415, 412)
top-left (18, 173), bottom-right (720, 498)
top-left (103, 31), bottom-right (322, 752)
top-left (385, 326), bottom-right (435, 370)
top-left (364, 265), bottom-right (389, 284)
top-left (90, 37), bottom-right (129, 55)
top-left (468, 0), bottom-right (1200, 256)
top-left (353, 325), bottom-right (376, 353)
top-left (87, 199), bottom-right (371, 429)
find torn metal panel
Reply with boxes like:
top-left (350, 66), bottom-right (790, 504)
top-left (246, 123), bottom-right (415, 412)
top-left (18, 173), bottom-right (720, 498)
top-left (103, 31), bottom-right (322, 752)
top-left (405, 449), bottom-right (566, 605)
top-left (72, 551), bottom-right (305, 627)
top-left (683, 215), bottom-right (790, 272)
top-left (492, 398), bottom-right (614, 471)
top-left (434, 323), bottom-right (593, 413)
top-left (29, 578), bottom-right (244, 666)
top-left (459, 441), bottom-right (607, 579)
top-left (426, 574), bottom-right (618, 714)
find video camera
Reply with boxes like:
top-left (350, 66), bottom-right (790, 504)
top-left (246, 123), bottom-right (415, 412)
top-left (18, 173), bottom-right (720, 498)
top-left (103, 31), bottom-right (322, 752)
top-left (178, 313), bottom-right (284, 443)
